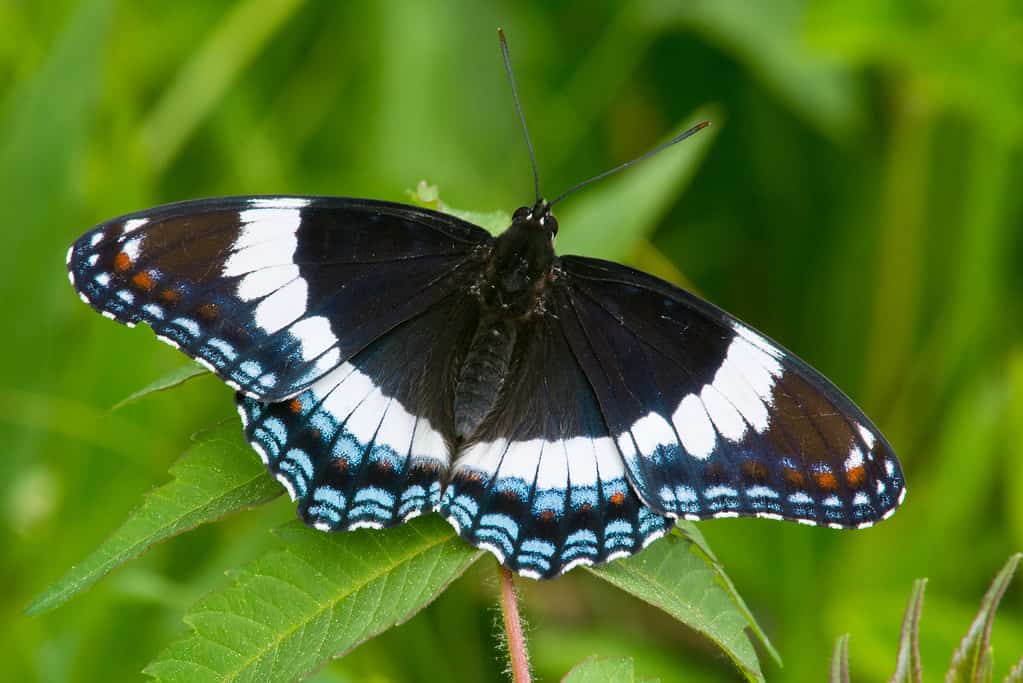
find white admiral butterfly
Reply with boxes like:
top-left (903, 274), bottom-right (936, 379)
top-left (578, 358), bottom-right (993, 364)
top-left (66, 31), bottom-right (904, 579)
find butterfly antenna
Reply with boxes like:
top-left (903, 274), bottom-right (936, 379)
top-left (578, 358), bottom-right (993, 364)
top-left (548, 120), bottom-right (711, 208)
top-left (499, 28), bottom-right (542, 203)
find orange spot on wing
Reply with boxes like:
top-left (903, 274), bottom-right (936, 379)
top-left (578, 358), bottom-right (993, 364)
top-left (334, 458), bottom-right (349, 473)
top-left (131, 270), bottom-right (155, 291)
top-left (741, 459), bottom-right (767, 482)
top-left (287, 398), bottom-right (302, 413)
top-left (159, 288), bottom-right (180, 303)
top-left (540, 509), bottom-right (555, 522)
top-left (815, 471), bottom-right (838, 491)
top-left (610, 491), bottom-right (625, 505)
top-left (784, 468), bottom-right (805, 488)
top-left (846, 466), bottom-right (866, 488)
top-left (114, 252), bottom-right (132, 272)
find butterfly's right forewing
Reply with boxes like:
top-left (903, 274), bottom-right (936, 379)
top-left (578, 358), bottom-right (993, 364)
top-left (67, 196), bottom-right (492, 402)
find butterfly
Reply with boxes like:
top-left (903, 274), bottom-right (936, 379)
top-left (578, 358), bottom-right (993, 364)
top-left (65, 32), bottom-right (904, 580)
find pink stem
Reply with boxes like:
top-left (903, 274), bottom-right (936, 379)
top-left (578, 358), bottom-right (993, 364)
top-left (498, 566), bottom-right (532, 683)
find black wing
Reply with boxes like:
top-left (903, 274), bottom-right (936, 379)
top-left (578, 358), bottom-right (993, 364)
top-left (237, 291), bottom-right (478, 530)
top-left (558, 255), bottom-right (906, 529)
top-left (67, 196), bottom-right (492, 401)
top-left (439, 312), bottom-right (671, 579)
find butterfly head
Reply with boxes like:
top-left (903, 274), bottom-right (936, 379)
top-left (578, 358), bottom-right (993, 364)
top-left (512, 199), bottom-right (558, 241)
top-left (484, 199), bottom-right (558, 315)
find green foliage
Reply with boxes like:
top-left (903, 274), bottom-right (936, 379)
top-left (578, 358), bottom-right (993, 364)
top-left (945, 554), bottom-right (1021, 683)
top-left (26, 425), bottom-right (280, 616)
top-left (829, 555), bottom-right (1022, 682)
top-left (590, 525), bottom-right (779, 682)
top-left (110, 363), bottom-right (208, 411)
top-left (26, 402), bottom-right (772, 680)
top-left (891, 580), bottom-right (926, 683)
top-left (830, 634), bottom-right (850, 683)
top-left (6, 1), bottom-right (1023, 681)
top-left (145, 518), bottom-right (482, 682)
top-left (29, 352), bottom-right (771, 680)
top-left (555, 106), bottom-right (719, 261)
top-left (562, 656), bottom-right (642, 683)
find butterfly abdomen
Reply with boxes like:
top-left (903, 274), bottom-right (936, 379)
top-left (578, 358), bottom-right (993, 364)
top-left (454, 315), bottom-right (517, 440)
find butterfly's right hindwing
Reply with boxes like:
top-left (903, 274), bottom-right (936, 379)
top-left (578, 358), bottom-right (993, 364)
top-left (67, 196), bottom-right (492, 402)
top-left (237, 291), bottom-right (479, 530)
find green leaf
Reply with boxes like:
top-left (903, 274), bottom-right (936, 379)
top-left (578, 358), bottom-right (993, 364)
top-left (556, 106), bottom-right (719, 261)
top-left (144, 516), bottom-right (483, 682)
top-left (830, 634), bottom-right (850, 683)
top-left (563, 656), bottom-right (637, 683)
top-left (676, 522), bottom-right (781, 667)
top-left (946, 553), bottom-right (1022, 683)
top-left (110, 362), bottom-right (209, 411)
top-left (891, 579), bottom-right (926, 683)
top-left (26, 425), bottom-right (280, 615)
top-left (588, 525), bottom-right (774, 683)
top-left (406, 180), bottom-right (512, 235)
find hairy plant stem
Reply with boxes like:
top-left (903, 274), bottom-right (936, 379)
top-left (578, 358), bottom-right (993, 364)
top-left (498, 566), bottom-right (531, 683)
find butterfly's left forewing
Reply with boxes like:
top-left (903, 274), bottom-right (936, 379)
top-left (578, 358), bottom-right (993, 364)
top-left (558, 255), bottom-right (905, 529)
top-left (67, 196), bottom-right (492, 401)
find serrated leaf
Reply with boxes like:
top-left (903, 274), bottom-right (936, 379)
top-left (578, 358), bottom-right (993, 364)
top-left (588, 525), bottom-right (772, 683)
top-left (831, 634), bottom-right (850, 683)
top-left (946, 553), bottom-right (1022, 683)
top-left (675, 522), bottom-right (781, 667)
top-left (110, 362), bottom-right (209, 411)
top-left (26, 425), bottom-right (280, 615)
top-left (144, 516), bottom-right (483, 682)
top-left (563, 656), bottom-right (636, 683)
top-left (890, 579), bottom-right (926, 683)
top-left (557, 106), bottom-right (719, 261)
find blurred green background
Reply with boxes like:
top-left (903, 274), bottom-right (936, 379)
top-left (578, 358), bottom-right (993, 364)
top-left (3, 1), bottom-right (1022, 681)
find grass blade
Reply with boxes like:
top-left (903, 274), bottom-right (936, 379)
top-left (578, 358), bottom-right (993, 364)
top-left (945, 554), bottom-right (1022, 683)
top-left (831, 634), bottom-right (850, 683)
top-left (140, 0), bottom-right (307, 172)
top-left (556, 106), bottom-right (719, 261)
top-left (890, 579), bottom-right (926, 683)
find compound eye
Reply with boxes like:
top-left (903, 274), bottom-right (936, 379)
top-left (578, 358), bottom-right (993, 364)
top-left (513, 206), bottom-right (530, 220)
top-left (545, 215), bottom-right (559, 236)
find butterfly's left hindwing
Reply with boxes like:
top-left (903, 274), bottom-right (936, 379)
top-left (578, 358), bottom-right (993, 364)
top-left (558, 256), bottom-right (905, 529)
top-left (67, 196), bottom-right (492, 401)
